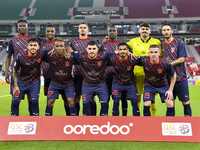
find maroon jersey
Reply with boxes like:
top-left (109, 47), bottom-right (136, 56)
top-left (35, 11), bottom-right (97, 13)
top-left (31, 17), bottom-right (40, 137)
top-left (100, 40), bottom-right (121, 78)
top-left (14, 49), bottom-right (48, 84)
top-left (73, 51), bottom-right (115, 86)
top-left (47, 54), bottom-right (74, 85)
top-left (109, 55), bottom-right (139, 84)
top-left (161, 38), bottom-right (187, 81)
top-left (138, 57), bottom-right (175, 87)
top-left (70, 37), bottom-right (95, 76)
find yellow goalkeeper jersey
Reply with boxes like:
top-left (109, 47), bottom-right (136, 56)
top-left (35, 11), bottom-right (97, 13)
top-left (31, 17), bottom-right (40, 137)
top-left (127, 37), bottom-right (161, 56)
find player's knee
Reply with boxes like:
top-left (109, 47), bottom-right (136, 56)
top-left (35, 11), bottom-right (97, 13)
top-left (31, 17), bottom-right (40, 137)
top-left (182, 101), bottom-right (190, 105)
top-left (68, 98), bottom-right (75, 107)
top-left (47, 99), bottom-right (54, 107)
top-left (74, 95), bottom-right (81, 103)
top-left (165, 100), bottom-right (174, 108)
top-left (137, 95), bottom-right (141, 103)
top-left (144, 101), bottom-right (151, 106)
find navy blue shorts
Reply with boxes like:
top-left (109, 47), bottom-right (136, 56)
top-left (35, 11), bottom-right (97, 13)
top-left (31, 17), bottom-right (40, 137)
top-left (74, 75), bottom-right (83, 96)
top-left (44, 78), bottom-right (51, 96)
top-left (13, 81), bottom-right (40, 101)
top-left (82, 84), bottom-right (108, 104)
top-left (112, 82), bottom-right (138, 101)
top-left (47, 83), bottom-right (75, 100)
top-left (173, 79), bottom-right (189, 102)
top-left (143, 84), bottom-right (169, 103)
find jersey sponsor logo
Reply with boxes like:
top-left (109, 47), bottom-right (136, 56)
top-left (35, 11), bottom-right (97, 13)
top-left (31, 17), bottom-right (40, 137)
top-left (37, 58), bottom-right (41, 63)
top-left (141, 51), bottom-right (146, 55)
top-left (65, 61), bottom-right (69, 67)
top-left (158, 69), bottom-right (163, 74)
top-left (23, 49), bottom-right (27, 51)
top-left (97, 61), bottom-right (102, 66)
top-left (166, 57), bottom-right (170, 60)
top-left (151, 76), bottom-right (156, 80)
top-left (63, 122), bottom-right (133, 135)
top-left (171, 47), bottom-right (175, 53)
top-left (59, 70), bottom-right (63, 73)
top-left (127, 66), bottom-right (131, 71)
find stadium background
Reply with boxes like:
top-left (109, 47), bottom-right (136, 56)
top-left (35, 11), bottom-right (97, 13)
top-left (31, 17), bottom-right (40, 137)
top-left (0, 0), bottom-right (200, 149)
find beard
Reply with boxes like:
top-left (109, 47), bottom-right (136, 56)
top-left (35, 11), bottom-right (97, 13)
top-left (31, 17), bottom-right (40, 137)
top-left (120, 53), bottom-right (127, 58)
top-left (164, 34), bottom-right (172, 39)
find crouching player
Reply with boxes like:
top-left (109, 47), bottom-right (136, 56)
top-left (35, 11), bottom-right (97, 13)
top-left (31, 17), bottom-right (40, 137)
top-left (45, 38), bottom-right (77, 116)
top-left (139, 44), bottom-right (176, 116)
top-left (12, 37), bottom-right (48, 116)
top-left (71, 41), bottom-right (118, 116)
top-left (108, 42), bottom-right (140, 116)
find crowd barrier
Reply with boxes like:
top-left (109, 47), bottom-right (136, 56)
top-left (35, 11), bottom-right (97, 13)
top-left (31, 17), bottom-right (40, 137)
top-left (0, 116), bottom-right (199, 142)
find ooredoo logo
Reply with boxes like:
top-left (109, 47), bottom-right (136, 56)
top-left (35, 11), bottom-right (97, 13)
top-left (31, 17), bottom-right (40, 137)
top-left (63, 122), bottom-right (133, 135)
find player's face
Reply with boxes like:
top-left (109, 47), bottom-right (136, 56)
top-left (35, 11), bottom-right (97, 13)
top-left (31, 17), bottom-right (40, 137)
top-left (46, 27), bottom-right (55, 40)
top-left (78, 24), bottom-right (89, 36)
top-left (108, 27), bottom-right (117, 39)
top-left (27, 41), bottom-right (40, 55)
top-left (139, 26), bottom-right (151, 38)
top-left (18, 22), bottom-right (28, 34)
top-left (118, 45), bottom-right (128, 58)
top-left (54, 41), bottom-right (65, 56)
top-left (149, 48), bottom-right (160, 62)
top-left (86, 45), bottom-right (98, 59)
top-left (162, 26), bottom-right (173, 39)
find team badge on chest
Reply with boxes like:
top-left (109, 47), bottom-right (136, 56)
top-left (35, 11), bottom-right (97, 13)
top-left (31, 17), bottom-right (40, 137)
top-left (171, 47), bottom-right (175, 53)
top-left (65, 61), bottom-right (69, 66)
top-left (37, 58), bottom-right (41, 63)
top-left (97, 61), bottom-right (102, 66)
top-left (127, 66), bottom-right (131, 71)
top-left (158, 69), bottom-right (162, 74)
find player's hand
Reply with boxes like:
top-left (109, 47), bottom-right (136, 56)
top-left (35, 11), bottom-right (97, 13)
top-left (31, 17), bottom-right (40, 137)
top-left (13, 86), bottom-right (20, 96)
top-left (165, 90), bottom-right (173, 100)
top-left (102, 36), bottom-right (109, 43)
top-left (5, 73), bottom-right (10, 84)
top-left (64, 47), bottom-right (72, 59)
top-left (48, 48), bottom-right (55, 56)
top-left (14, 33), bottom-right (20, 38)
top-left (128, 52), bottom-right (137, 59)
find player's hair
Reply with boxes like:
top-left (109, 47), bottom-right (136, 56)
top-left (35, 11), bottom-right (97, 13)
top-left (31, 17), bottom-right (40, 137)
top-left (18, 20), bottom-right (28, 24)
top-left (27, 37), bottom-right (40, 44)
top-left (87, 40), bottom-right (98, 47)
top-left (140, 22), bottom-right (150, 28)
top-left (118, 42), bottom-right (130, 49)
top-left (46, 24), bottom-right (56, 29)
top-left (108, 25), bottom-right (117, 32)
top-left (56, 37), bottom-right (64, 42)
top-left (149, 44), bottom-right (160, 50)
top-left (162, 23), bottom-right (173, 29)
top-left (79, 22), bottom-right (88, 28)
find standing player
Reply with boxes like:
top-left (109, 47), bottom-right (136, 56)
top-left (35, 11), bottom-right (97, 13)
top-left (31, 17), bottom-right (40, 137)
top-left (70, 22), bottom-right (96, 115)
top-left (12, 37), bottom-right (48, 116)
top-left (71, 41), bottom-right (118, 116)
top-left (40, 24), bottom-right (70, 115)
top-left (99, 25), bottom-right (128, 116)
top-left (5, 20), bottom-right (37, 115)
top-left (45, 39), bottom-right (76, 116)
top-left (108, 42), bottom-right (139, 116)
top-left (138, 45), bottom-right (176, 116)
top-left (127, 22), bottom-right (161, 116)
top-left (161, 23), bottom-right (192, 116)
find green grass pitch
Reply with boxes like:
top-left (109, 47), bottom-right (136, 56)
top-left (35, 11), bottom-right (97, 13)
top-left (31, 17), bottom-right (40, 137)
top-left (0, 85), bottom-right (200, 150)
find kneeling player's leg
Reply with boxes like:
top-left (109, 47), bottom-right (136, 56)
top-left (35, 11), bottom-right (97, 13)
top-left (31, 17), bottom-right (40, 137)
top-left (74, 75), bottom-right (83, 115)
top-left (64, 84), bottom-right (77, 116)
top-left (26, 94), bottom-right (33, 116)
top-left (45, 99), bottom-right (56, 116)
top-left (82, 85), bottom-right (93, 116)
top-left (61, 94), bottom-right (70, 116)
top-left (97, 85), bottom-right (109, 116)
top-left (29, 82), bottom-right (40, 116)
top-left (164, 99), bottom-right (174, 116)
top-left (126, 83), bottom-right (139, 116)
top-left (143, 86), bottom-right (154, 116)
top-left (112, 82), bottom-right (122, 116)
top-left (150, 96), bottom-right (157, 116)
top-left (121, 90), bottom-right (127, 116)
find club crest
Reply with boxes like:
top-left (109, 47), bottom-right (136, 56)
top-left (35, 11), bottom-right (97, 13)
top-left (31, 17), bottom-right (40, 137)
top-left (97, 61), bottom-right (102, 66)
top-left (37, 58), bottom-right (41, 63)
top-left (158, 69), bottom-right (162, 74)
top-left (127, 66), bottom-right (131, 71)
top-left (65, 61), bottom-right (69, 66)
top-left (171, 47), bottom-right (175, 53)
